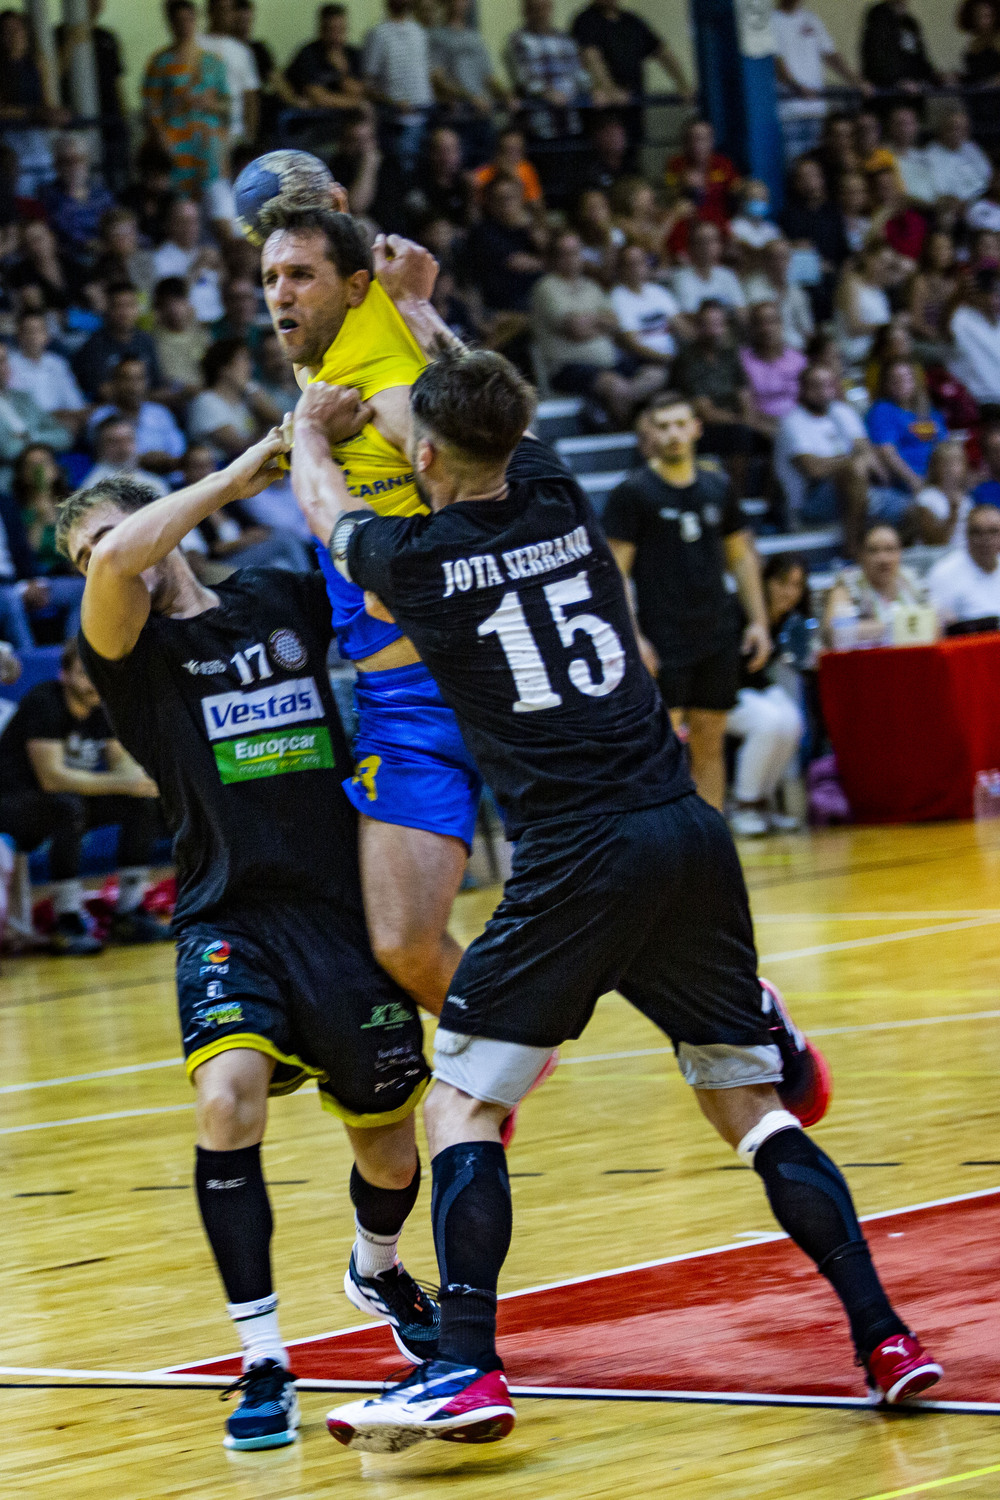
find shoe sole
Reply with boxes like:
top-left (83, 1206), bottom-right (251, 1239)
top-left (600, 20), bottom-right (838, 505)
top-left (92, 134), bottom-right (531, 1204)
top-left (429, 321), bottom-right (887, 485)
top-left (882, 1361), bottom-right (944, 1404)
top-left (223, 1428), bottom-right (299, 1450)
top-left (342, 1269), bottom-right (436, 1364)
top-left (327, 1407), bottom-right (516, 1453)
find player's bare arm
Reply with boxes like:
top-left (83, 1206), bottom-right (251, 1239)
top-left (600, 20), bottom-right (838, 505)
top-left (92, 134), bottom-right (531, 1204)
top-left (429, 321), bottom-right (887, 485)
top-left (74, 430), bottom-right (289, 662)
top-left (291, 383), bottom-right (375, 544)
top-left (373, 234), bottom-right (465, 360)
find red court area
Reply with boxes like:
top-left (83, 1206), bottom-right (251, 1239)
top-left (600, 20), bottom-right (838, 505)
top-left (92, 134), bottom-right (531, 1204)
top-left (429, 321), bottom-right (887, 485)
top-left (175, 1191), bottom-right (999, 1405)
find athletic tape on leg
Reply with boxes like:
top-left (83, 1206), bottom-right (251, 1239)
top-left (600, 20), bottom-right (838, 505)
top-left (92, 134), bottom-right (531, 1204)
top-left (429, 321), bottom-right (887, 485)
top-left (736, 1109), bottom-right (801, 1167)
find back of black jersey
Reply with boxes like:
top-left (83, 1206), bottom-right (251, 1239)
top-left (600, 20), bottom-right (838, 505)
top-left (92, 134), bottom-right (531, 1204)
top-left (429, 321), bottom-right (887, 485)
top-left (348, 438), bottom-right (692, 833)
top-left (79, 569), bottom-right (362, 923)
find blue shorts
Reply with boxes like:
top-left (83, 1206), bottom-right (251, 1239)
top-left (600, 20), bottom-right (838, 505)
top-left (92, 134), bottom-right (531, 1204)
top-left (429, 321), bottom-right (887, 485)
top-left (344, 662), bottom-right (482, 848)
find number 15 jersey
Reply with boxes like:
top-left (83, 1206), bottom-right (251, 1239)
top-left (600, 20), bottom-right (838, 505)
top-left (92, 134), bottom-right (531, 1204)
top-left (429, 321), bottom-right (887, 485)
top-left (344, 437), bottom-right (692, 836)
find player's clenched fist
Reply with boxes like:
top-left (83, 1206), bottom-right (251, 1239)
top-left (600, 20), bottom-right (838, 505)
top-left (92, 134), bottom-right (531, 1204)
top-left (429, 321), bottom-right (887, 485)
top-left (373, 234), bottom-right (439, 305)
top-left (295, 381), bottom-right (373, 444)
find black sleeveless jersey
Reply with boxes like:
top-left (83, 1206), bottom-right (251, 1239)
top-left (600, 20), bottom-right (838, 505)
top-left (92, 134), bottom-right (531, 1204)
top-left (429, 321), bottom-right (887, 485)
top-left (78, 569), bottom-right (361, 924)
top-left (346, 437), bottom-right (692, 836)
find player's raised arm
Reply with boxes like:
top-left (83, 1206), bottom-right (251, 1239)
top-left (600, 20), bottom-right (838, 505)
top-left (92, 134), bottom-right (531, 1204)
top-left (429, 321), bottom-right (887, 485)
top-left (291, 382), bottom-right (375, 544)
top-left (63, 429), bottom-right (289, 662)
top-left (373, 234), bottom-right (465, 358)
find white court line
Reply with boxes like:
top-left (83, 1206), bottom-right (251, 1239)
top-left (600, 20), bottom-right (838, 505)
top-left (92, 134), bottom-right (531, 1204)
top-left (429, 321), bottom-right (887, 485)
top-left (0, 1104), bottom-right (192, 1137)
top-left (758, 913), bottom-right (1000, 964)
top-left (0, 1059), bottom-right (181, 1096)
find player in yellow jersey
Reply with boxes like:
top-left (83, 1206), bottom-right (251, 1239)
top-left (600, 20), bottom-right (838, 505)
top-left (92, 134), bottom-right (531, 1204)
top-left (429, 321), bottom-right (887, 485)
top-left (260, 208), bottom-right (478, 1019)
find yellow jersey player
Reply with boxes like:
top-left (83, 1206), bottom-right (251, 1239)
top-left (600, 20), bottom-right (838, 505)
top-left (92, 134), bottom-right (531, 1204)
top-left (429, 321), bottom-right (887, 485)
top-left (260, 208), bottom-right (478, 1018)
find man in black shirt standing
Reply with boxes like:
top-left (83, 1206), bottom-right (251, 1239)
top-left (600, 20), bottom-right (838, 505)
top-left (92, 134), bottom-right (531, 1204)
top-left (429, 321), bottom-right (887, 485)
top-left (0, 637), bottom-right (166, 954)
top-left (56, 432), bottom-right (439, 1453)
top-left (288, 352), bottom-right (939, 1452)
top-left (603, 392), bottom-right (771, 813)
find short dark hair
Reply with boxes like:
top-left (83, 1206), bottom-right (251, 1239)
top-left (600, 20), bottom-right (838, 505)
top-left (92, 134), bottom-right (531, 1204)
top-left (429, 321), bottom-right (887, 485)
top-left (16, 307), bottom-right (46, 326)
top-left (166, 0), bottom-right (195, 20)
top-left (640, 391), bottom-right (694, 421)
top-left (319, 2), bottom-right (347, 16)
top-left (112, 354), bottom-right (146, 377)
top-left (153, 275), bottom-right (189, 304)
top-left (202, 336), bottom-right (248, 387)
top-left (263, 208), bottom-right (373, 278)
top-left (411, 348), bottom-right (536, 465)
top-left (95, 412), bottom-right (134, 438)
top-left (106, 279), bottom-right (138, 300)
top-left (55, 474), bottom-right (159, 559)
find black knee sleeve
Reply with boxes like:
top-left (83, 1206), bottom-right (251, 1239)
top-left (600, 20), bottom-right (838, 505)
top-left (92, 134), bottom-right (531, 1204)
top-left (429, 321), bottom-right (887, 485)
top-left (350, 1159), bottom-right (421, 1236)
top-left (195, 1144), bottom-right (273, 1306)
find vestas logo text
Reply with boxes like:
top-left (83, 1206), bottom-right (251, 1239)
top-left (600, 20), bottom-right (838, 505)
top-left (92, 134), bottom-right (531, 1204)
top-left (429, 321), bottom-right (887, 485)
top-left (200, 677), bottom-right (323, 742)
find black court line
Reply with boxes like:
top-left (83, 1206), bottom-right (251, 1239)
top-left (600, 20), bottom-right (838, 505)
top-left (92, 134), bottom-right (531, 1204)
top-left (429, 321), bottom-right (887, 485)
top-left (509, 1172), bottom-right (544, 1178)
top-left (14, 1191), bottom-right (75, 1198)
top-left (604, 1169), bottom-right (664, 1175)
top-left (28, 1258), bottom-right (109, 1273)
top-left (963, 1160), bottom-right (1000, 1165)
top-left (131, 1185), bottom-right (189, 1192)
top-left (842, 1163), bottom-right (901, 1168)
top-left (266, 1179), bottom-right (309, 1185)
top-left (0, 973), bottom-right (168, 1013)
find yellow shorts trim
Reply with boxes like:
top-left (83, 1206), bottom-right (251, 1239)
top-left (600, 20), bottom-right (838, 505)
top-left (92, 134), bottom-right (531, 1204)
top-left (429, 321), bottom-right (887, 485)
top-left (318, 1073), bottom-right (432, 1127)
top-left (185, 1033), bottom-right (323, 1096)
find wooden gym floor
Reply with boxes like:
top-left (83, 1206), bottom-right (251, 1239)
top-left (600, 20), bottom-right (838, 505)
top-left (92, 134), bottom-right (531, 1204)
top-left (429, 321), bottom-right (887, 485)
top-left (2, 820), bottom-right (1000, 1499)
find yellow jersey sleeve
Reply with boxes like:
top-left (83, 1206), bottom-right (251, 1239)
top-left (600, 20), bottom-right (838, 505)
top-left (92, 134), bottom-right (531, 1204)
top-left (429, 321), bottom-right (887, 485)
top-left (307, 280), bottom-right (429, 518)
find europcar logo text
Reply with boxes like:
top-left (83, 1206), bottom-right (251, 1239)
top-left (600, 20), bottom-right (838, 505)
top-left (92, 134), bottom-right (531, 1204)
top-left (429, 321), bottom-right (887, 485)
top-left (201, 940), bottom-right (231, 964)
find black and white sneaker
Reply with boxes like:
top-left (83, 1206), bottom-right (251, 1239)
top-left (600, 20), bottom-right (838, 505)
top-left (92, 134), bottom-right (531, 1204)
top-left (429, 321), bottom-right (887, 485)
top-left (221, 1358), bottom-right (300, 1450)
top-left (49, 910), bottom-right (103, 956)
top-left (344, 1252), bottom-right (440, 1363)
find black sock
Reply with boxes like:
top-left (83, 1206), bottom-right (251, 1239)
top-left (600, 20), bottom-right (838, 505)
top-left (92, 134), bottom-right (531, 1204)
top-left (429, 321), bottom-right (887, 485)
top-left (195, 1144), bottom-right (273, 1305)
top-left (350, 1159), bottom-right (421, 1237)
top-left (754, 1129), bottom-right (907, 1359)
top-left (431, 1142), bottom-right (512, 1372)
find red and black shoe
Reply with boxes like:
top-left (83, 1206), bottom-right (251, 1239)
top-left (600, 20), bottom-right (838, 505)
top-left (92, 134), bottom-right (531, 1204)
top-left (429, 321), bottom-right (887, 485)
top-left (760, 977), bottom-right (832, 1128)
top-left (327, 1360), bottom-right (516, 1453)
top-left (865, 1333), bottom-right (943, 1404)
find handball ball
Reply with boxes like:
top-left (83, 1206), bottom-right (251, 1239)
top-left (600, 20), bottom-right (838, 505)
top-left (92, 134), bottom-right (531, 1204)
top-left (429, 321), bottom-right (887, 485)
top-left (234, 150), bottom-right (337, 247)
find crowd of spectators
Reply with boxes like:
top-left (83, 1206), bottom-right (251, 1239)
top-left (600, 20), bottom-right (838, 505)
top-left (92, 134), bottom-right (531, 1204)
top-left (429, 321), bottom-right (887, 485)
top-left (3, 0), bottom-right (1000, 854)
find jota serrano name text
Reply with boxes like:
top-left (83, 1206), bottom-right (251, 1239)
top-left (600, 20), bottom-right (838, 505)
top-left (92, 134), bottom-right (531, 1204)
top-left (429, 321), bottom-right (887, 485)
top-left (441, 526), bottom-right (593, 598)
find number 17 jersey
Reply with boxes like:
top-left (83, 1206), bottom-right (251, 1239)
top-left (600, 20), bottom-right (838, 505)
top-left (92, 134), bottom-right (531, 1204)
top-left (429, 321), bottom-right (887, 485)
top-left (345, 437), bottom-right (692, 836)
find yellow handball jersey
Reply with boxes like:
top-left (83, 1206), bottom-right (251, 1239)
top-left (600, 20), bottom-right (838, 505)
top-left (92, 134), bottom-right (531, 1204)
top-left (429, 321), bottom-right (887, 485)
top-left (308, 280), bottom-right (429, 518)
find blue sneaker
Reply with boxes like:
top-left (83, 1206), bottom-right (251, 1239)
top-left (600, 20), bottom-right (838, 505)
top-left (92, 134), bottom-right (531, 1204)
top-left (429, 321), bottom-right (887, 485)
top-left (327, 1359), bottom-right (515, 1452)
top-left (221, 1359), bottom-right (300, 1450)
top-left (344, 1252), bottom-right (440, 1362)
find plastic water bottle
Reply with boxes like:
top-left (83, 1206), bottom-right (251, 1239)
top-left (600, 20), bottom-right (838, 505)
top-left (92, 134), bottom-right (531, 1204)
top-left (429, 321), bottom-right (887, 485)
top-left (973, 770), bottom-right (1000, 820)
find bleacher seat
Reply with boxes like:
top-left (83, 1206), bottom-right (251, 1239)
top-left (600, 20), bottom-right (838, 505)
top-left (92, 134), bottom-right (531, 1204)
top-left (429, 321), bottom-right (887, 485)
top-left (556, 432), bottom-right (639, 475)
top-left (534, 398), bottom-right (584, 442)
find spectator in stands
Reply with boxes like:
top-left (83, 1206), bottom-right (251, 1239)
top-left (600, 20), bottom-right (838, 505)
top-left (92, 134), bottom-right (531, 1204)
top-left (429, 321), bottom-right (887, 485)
top-left (285, 3), bottom-right (365, 112)
top-left (823, 522), bottom-right (924, 646)
top-left (834, 241), bottom-right (895, 368)
top-left (865, 359), bottom-right (947, 507)
top-left (201, 0), bottom-right (260, 144)
top-left (883, 102), bottom-right (934, 206)
top-left (914, 439), bottom-right (972, 546)
top-left (671, 220), bottom-right (747, 321)
top-left (925, 106), bottom-right (991, 206)
top-left (404, 127), bottom-right (475, 231)
top-left (120, 140), bottom-right (176, 246)
top-left (211, 274), bottom-right (265, 352)
top-left (0, 344), bottom-right (71, 492)
top-left (142, 0), bottom-right (230, 194)
top-left (88, 208), bottom-right (157, 298)
top-left (4, 219), bottom-right (83, 313)
top-left (363, 0), bottom-right (435, 173)
top-left (775, 361), bottom-right (892, 545)
top-left (603, 392), bottom-right (770, 811)
top-left (927, 504), bottom-right (1000, 623)
top-left (868, 166), bottom-right (926, 262)
top-left (173, 440), bottom-right (313, 571)
top-left (328, 110), bottom-right (403, 225)
top-left (908, 230), bottom-right (960, 355)
top-left (772, 0), bottom-right (869, 161)
top-left (573, 188), bottom-right (625, 285)
top-left (152, 197), bottom-right (224, 324)
top-left (727, 553), bottom-right (809, 836)
top-left (82, 414), bottom-right (170, 496)
top-left (7, 311), bottom-right (88, 437)
top-left (860, 0), bottom-right (939, 92)
top-left (812, 111), bottom-right (861, 186)
top-left (948, 269), bottom-right (1000, 405)
top-left (39, 133), bottom-right (117, 265)
top-left (253, 328), bottom-right (299, 411)
top-left (429, 0), bottom-right (511, 158)
top-left (55, 0), bottom-right (129, 190)
top-left (673, 300), bottom-right (772, 490)
top-left (739, 300), bottom-right (808, 427)
top-left (530, 230), bottom-right (666, 424)
top-left (971, 424), bottom-right (1000, 508)
top-left (151, 276), bottom-right (209, 399)
top-left (187, 337), bottom-right (282, 460)
top-left (781, 156), bottom-right (850, 291)
top-left (663, 119), bottom-right (738, 252)
top-left (73, 281), bottom-right (162, 402)
top-left (88, 356), bottom-right (185, 475)
top-left (10, 444), bottom-right (85, 638)
top-left (610, 243), bottom-right (683, 365)
top-left (835, 172), bottom-right (872, 257)
top-left (968, 166), bottom-right (1000, 235)
top-left (505, 0), bottom-right (595, 141)
top-left (576, 111), bottom-right (630, 197)
top-left (461, 174), bottom-right (547, 316)
top-left (959, 0), bottom-right (1000, 141)
top-left (743, 235), bottom-right (815, 351)
top-left (0, 455), bottom-right (83, 650)
top-left (232, 0), bottom-right (297, 140)
top-left (610, 175), bottom-right (666, 257)
top-left (0, 9), bottom-right (65, 195)
top-left (729, 180), bottom-right (782, 263)
top-left (0, 638), bottom-right (166, 954)
top-left (472, 125), bottom-right (544, 210)
top-left (570, 0), bottom-right (691, 104)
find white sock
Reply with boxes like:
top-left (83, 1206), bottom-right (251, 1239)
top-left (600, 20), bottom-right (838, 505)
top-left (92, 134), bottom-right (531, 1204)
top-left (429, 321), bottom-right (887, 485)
top-left (226, 1292), bottom-right (287, 1371)
top-left (116, 866), bottom-right (148, 914)
top-left (353, 1216), bottom-right (401, 1278)
top-left (50, 878), bottom-right (84, 916)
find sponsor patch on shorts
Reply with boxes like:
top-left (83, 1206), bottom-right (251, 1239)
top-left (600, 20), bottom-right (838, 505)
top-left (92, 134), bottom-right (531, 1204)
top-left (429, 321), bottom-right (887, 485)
top-left (213, 726), bottom-right (336, 783)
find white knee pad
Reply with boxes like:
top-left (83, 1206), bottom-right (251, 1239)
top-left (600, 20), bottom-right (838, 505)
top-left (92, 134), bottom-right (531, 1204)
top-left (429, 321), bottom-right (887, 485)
top-left (736, 1108), bottom-right (801, 1167)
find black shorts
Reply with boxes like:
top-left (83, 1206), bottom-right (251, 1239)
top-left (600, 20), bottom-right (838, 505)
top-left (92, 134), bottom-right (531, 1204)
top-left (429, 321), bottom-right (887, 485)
top-left (176, 901), bottom-right (430, 1126)
top-left (438, 794), bottom-right (770, 1061)
top-left (656, 633), bottom-right (741, 712)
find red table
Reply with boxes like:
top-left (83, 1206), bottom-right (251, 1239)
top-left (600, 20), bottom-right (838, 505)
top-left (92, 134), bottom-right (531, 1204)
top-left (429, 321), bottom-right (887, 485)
top-left (819, 634), bottom-right (1000, 822)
